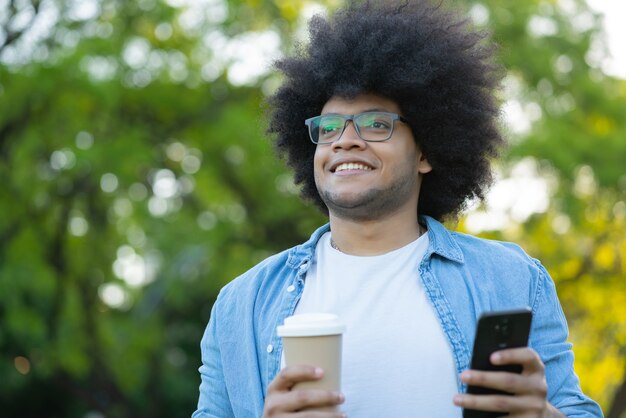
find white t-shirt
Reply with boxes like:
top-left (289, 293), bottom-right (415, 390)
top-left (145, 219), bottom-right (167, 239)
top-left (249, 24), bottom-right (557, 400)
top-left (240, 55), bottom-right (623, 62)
top-left (291, 231), bottom-right (462, 417)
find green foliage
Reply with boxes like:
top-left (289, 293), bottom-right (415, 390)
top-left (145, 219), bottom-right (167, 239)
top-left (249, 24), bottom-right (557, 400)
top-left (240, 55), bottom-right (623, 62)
top-left (0, 1), bottom-right (325, 416)
top-left (453, 1), bottom-right (626, 410)
top-left (0, 0), bottom-right (624, 416)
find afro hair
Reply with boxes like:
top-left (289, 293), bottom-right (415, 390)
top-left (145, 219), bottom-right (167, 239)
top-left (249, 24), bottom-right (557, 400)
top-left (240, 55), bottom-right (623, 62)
top-left (267, 0), bottom-right (505, 221)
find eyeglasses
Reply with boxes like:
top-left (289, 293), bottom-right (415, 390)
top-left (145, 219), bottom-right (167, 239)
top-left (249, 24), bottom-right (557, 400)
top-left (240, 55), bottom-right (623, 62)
top-left (304, 111), bottom-right (409, 144)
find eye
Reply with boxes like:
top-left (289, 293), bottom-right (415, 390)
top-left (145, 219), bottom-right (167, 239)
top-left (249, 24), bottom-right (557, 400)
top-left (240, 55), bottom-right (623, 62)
top-left (370, 120), bottom-right (388, 129)
top-left (321, 124), bottom-right (340, 134)
top-left (359, 113), bottom-right (391, 129)
top-left (319, 118), bottom-right (343, 135)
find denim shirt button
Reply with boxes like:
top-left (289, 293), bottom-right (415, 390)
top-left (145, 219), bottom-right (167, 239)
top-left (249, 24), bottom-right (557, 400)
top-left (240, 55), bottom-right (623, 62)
top-left (266, 344), bottom-right (273, 353)
top-left (286, 285), bottom-right (295, 293)
top-left (299, 262), bottom-right (308, 271)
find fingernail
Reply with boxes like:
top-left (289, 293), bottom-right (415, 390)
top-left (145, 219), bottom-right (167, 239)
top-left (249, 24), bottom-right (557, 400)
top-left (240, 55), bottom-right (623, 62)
top-left (314, 367), bottom-right (323, 377)
top-left (335, 392), bottom-right (345, 403)
top-left (460, 371), bottom-right (471, 381)
top-left (453, 394), bottom-right (464, 405)
top-left (491, 352), bottom-right (501, 363)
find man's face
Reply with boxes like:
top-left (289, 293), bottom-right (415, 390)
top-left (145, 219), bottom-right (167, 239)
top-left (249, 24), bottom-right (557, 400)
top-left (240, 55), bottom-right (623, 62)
top-left (313, 93), bottom-right (432, 221)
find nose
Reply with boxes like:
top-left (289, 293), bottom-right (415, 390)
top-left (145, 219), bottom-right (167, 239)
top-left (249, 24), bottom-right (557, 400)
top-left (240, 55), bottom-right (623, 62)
top-left (332, 120), bottom-right (366, 150)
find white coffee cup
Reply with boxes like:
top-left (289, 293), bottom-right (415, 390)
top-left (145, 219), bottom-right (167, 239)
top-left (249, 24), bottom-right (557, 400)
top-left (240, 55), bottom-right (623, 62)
top-left (277, 313), bottom-right (346, 411)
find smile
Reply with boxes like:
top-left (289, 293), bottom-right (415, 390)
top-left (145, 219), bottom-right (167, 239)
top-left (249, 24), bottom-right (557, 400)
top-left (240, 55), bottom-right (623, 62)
top-left (334, 162), bottom-right (373, 172)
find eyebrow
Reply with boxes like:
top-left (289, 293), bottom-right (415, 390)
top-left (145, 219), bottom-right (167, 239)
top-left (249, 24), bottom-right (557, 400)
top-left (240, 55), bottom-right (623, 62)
top-left (321, 107), bottom-right (390, 115)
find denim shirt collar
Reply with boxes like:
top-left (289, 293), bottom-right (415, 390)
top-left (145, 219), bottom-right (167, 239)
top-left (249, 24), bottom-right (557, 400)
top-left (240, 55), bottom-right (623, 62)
top-left (422, 215), bottom-right (464, 264)
top-left (285, 215), bottom-right (464, 268)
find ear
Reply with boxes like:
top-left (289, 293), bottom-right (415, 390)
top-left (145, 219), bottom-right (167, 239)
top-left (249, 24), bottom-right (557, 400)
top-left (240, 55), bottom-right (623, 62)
top-left (417, 153), bottom-right (433, 174)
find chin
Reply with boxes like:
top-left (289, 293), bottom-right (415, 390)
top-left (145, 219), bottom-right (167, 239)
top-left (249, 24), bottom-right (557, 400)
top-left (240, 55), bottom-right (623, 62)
top-left (323, 192), bottom-right (370, 208)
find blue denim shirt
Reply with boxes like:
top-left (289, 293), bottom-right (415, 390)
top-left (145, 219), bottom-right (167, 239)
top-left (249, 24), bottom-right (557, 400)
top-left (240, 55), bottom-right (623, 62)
top-left (192, 216), bottom-right (603, 417)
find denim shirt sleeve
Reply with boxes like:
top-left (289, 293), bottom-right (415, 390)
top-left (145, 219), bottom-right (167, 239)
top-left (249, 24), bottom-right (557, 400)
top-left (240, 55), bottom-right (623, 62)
top-left (192, 295), bottom-right (235, 418)
top-left (529, 259), bottom-right (604, 417)
top-left (423, 217), bottom-right (603, 417)
top-left (191, 246), bottom-right (300, 418)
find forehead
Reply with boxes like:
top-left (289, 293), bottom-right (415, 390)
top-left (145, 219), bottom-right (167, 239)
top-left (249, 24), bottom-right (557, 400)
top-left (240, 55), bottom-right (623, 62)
top-left (321, 93), bottom-right (402, 115)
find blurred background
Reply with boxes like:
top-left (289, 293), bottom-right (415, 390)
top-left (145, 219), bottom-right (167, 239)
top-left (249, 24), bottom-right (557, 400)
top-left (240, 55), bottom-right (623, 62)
top-left (0, 0), bottom-right (624, 417)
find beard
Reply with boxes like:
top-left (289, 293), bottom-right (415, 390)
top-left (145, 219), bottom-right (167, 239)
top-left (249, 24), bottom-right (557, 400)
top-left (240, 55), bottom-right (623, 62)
top-left (316, 169), bottom-right (419, 222)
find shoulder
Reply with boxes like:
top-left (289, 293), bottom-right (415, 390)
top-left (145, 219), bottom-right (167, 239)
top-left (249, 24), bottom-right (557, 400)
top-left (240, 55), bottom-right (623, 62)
top-left (452, 230), bottom-right (538, 264)
top-left (451, 230), bottom-right (549, 287)
top-left (424, 216), bottom-right (552, 308)
top-left (424, 215), bottom-right (542, 270)
top-left (451, 232), bottom-right (555, 314)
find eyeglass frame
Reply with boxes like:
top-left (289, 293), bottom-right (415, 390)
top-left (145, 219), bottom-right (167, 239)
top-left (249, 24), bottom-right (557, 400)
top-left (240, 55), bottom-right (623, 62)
top-left (304, 111), bottom-right (410, 144)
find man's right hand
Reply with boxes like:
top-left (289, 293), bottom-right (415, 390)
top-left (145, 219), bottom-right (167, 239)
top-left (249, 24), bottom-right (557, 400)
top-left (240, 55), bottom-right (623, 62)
top-left (262, 365), bottom-right (346, 417)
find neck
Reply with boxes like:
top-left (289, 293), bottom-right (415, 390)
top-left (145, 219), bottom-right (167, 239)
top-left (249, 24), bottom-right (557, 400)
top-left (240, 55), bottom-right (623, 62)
top-left (328, 206), bottom-right (424, 256)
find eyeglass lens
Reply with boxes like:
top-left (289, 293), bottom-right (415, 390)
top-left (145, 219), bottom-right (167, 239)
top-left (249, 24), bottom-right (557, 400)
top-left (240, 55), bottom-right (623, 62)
top-left (312, 112), bottom-right (395, 143)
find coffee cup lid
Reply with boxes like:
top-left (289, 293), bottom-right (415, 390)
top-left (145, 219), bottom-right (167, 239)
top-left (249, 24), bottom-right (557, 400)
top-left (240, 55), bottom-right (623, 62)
top-left (277, 313), bottom-right (346, 337)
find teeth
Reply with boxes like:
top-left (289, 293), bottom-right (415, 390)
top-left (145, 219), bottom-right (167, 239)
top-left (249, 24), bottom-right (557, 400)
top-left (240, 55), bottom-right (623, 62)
top-left (335, 162), bottom-right (372, 172)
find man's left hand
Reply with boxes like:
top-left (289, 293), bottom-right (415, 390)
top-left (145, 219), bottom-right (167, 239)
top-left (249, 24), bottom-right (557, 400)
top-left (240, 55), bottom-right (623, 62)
top-left (453, 347), bottom-right (565, 418)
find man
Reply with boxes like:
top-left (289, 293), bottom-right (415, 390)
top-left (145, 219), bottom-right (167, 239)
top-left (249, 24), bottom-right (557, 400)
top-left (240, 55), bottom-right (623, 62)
top-left (193, 1), bottom-right (603, 417)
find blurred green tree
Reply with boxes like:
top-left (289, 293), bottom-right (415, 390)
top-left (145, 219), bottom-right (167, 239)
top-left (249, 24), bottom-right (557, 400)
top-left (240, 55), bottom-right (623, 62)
top-left (0, 1), bottom-right (325, 416)
top-left (0, 0), bottom-right (623, 417)
top-left (453, 1), bottom-right (626, 415)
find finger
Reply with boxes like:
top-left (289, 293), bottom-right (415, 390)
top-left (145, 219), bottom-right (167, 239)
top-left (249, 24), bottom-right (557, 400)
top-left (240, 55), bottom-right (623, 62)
top-left (291, 411), bottom-right (347, 418)
top-left (491, 347), bottom-right (545, 374)
top-left (280, 389), bottom-right (345, 412)
top-left (268, 366), bottom-right (324, 393)
top-left (461, 370), bottom-right (547, 396)
top-left (264, 389), bottom-right (344, 416)
top-left (454, 393), bottom-right (546, 413)
top-left (292, 412), bottom-right (346, 418)
top-left (506, 415), bottom-right (540, 418)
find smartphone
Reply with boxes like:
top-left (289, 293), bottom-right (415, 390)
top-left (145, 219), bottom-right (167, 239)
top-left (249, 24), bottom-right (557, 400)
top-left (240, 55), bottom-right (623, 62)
top-left (463, 308), bottom-right (533, 418)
